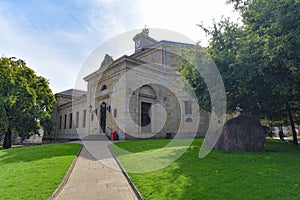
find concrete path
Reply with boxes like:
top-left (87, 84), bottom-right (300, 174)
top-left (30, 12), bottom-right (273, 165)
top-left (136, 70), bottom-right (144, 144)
top-left (54, 134), bottom-right (138, 200)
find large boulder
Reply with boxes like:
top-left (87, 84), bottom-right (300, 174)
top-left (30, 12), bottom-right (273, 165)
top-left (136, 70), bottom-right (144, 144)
top-left (214, 115), bottom-right (265, 152)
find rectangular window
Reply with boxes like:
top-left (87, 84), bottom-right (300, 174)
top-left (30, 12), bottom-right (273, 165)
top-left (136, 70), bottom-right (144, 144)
top-left (83, 110), bottom-right (86, 127)
top-left (184, 101), bottom-right (192, 114)
top-left (64, 114), bottom-right (67, 129)
top-left (76, 111), bottom-right (79, 128)
top-left (91, 113), bottom-right (94, 121)
top-left (95, 109), bottom-right (97, 117)
top-left (69, 113), bottom-right (73, 129)
top-left (59, 115), bottom-right (62, 130)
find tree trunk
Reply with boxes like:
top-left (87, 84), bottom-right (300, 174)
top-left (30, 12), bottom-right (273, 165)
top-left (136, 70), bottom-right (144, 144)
top-left (286, 102), bottom-right (298, 145)
top-left (3, 127), bottom-right (12, 149)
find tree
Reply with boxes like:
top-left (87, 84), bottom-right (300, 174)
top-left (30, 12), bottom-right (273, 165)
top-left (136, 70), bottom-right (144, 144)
top-left (182, 0), bottom-right (300, 144)
top-left (231, 0), bottom-right (300, 144)
top-left (0, 57), bottom-right (55, 149)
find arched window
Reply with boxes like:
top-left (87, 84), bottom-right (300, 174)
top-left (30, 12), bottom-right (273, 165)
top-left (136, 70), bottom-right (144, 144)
top-left (185, 117), bottom-right (193, 122)
top-left (139, 85), bottom-right (156, 99)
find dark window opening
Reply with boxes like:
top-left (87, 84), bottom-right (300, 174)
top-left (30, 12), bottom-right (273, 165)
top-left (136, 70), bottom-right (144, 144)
top-left (64, 114), bottom-right (67, 129)
top-left (76, 111), bottom-right (79, 128)
top-left (184, 101), bottom-right (192, 114)
top-left (69, 113), bottom-right (73, 128)
top-left (83, 110), bottom-right (86, 127)
top-left (113, 109), bottom-right (117, 118)
top-left (59, 115), bottom-right (62, 130)
top-left (101, 85), bottom-right (107, 91)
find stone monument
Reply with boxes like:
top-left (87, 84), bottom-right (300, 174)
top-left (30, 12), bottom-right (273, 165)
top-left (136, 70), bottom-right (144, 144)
top-left (214, 115), bottom-right (265, 152)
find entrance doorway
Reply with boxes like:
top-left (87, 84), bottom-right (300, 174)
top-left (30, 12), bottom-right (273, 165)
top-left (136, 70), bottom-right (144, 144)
top-left (141, 102), bottom-right (151, 133)
top-left (100, 102), bottom-right (106, 133)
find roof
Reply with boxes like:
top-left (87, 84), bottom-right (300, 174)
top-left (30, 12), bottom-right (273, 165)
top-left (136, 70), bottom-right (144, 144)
top-left (159, 40), bottom-right (194, 47)
top-left (56, 89), bottom-right (87, 98)
top-left (129, 40), bottom-right (194, 58)
top-left (83, 33), bottom-right (195, 81)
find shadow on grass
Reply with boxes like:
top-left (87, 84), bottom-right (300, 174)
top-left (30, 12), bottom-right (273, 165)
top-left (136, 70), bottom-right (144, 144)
top-left (0, 143), bottom-right (81, 164)
top-left (166, 139), bottom-right (300, 200)
top-left (115, 138), bottom-right (300, 200)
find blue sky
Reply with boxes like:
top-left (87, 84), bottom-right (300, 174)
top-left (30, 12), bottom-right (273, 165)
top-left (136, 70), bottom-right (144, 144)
top-left (0, 0), bottom-right (239, 93)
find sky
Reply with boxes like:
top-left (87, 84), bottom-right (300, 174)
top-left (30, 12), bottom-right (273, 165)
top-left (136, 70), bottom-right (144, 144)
top-left (0, 0), bottom-right (240, 93)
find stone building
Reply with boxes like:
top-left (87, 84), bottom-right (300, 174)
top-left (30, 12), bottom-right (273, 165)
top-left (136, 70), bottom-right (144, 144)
top-left (46, 28), bottom-right (209, 140)
top-left (49, 89), bottom-right (87, 140)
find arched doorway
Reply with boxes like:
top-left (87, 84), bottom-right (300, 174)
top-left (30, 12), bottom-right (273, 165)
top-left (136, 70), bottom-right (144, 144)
top-left (139, 85), bottom-right (156, 133)
top-left (100, 102), bottom-right (106, 133)
top-left (141, 102), bottom-right (151, 133)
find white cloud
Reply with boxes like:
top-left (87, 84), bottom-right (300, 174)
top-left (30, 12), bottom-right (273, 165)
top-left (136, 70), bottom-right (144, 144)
top-left (141, 0), bottom-right (239, 45)
top-left (0, 0), bottom-right (240, 93)
top-left (84, 0), bottom-right (144, 40)
top-left (0, 1), bottom-right (94, 93)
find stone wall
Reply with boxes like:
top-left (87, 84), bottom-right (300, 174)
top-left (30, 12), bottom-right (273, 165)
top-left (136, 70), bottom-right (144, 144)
top-left (49, 37), bottom-right (210, 140)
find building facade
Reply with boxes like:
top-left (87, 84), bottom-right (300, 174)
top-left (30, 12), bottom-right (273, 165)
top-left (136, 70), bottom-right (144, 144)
top-left (46, 28), bottom-right (209, 140)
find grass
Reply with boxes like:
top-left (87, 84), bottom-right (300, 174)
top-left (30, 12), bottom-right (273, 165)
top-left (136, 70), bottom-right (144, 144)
top-left (286, 135), bottom-right (300, 140)
top-left (0, 143), bottom-right (81, 200)
top-left (111, 138), bottom-right (300, 200)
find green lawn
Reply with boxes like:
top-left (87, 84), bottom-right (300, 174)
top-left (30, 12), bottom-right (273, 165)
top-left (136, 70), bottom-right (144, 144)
top-left (286, 135), bottom-right (300, 140)
top-left (0, 143), bottom-right (81, 200)
top-left (111, 138), bottom-right (300, 200)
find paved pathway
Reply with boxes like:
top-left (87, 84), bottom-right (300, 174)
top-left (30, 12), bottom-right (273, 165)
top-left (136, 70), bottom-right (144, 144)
top-left (54, 134), bottom-right (138, 200)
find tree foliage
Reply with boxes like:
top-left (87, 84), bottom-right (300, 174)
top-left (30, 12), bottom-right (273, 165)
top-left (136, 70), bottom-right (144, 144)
top-left (0, 57), bottom-right (55, 148)
top-left (181, 0), bottom-right (300, 144)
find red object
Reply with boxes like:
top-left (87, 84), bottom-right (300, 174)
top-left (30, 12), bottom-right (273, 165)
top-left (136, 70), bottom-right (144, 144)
top-left (111, 131), bottom-right (116, 141)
